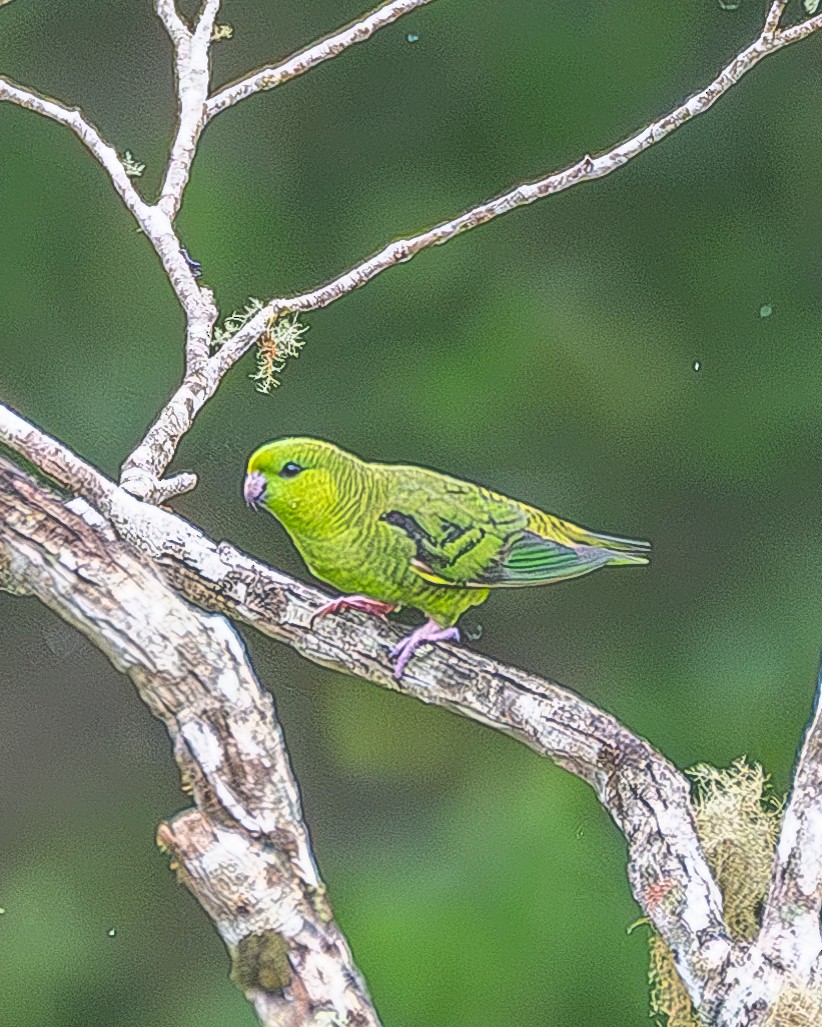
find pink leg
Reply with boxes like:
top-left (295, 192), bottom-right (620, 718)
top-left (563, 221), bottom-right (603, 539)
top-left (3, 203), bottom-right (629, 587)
top-left (390, 618), bottom-right (461, 680)
top-left (311, 594), bottom-right (397, 626)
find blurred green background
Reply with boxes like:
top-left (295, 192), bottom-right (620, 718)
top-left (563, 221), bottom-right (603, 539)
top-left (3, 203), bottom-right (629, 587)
top-left (2, 1), bottom-right (822, 1024)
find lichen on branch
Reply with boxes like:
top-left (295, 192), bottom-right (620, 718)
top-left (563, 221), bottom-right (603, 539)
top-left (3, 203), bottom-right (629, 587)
top-left (649, 760), bottom-right (784, 1026)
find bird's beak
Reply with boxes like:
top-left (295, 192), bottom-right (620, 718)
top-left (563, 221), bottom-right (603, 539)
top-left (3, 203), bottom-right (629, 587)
top-left (244, 470), bottom-right (267, 510)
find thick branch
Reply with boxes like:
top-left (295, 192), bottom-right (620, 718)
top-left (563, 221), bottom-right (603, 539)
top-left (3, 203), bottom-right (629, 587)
top-left (205, 0), bottom-right (436, 122)
top-left (759, 669), bottom-right (822, 975)
top-left (120, 5), bottom-right (822, 496)
top-left (0, 401), bottom-right (731, 1009)
top-left (0, 452), bottom-right (379, 1027)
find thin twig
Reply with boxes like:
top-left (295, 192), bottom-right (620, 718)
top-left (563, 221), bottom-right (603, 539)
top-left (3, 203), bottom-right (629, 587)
top-left (0, 77), bottom-right (211, 327)
top-left (0, 78), bottom-right (149, 225)
top-left (157, 0), bottom-right (222, 220)
top-left (217, 8), bottom-right (822, 372)
top-left (205, 0), bottom-right (436, 121)
top-left (116, 5), bottom-right (822, 500)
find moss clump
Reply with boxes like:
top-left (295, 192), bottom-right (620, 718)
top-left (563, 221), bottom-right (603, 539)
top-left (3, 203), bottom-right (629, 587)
top-left (230, 929), bottom-right (292, 994)
top-left (648, 759), bottom-right (783, 1026)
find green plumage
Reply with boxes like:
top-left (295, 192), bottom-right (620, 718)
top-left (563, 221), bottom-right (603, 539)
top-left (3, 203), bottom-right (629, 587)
top-left (245, 438), bottom-right (650, 629)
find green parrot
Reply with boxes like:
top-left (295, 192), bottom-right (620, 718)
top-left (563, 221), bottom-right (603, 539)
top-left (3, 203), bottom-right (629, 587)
top-left (244, 438), bottom-right (650, 678)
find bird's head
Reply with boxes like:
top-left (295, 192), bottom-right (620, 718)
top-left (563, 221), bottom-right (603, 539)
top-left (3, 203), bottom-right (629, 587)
top-left (244, 437), bottom-right (360, 534)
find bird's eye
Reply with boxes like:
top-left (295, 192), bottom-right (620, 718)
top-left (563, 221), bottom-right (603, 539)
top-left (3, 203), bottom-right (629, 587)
top-left (278, 461), bottom-right (304, 479)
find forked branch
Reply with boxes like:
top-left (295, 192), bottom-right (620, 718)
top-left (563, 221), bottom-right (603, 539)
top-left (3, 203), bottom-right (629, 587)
top-left (156, 0), bottom-right (222, 221)
top-left (759, 674), bottom-right (822, 974)
top-left (5, 1), bottom-right (822, 1022)
top-left (118, 1), bottom-right (822, 499)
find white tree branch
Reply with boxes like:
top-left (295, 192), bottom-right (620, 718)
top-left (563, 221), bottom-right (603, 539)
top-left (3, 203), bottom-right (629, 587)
top-left (157, 0), bottom-right (221, 220)
top-left (155, 0), bottom-right (190, 49)
top-left (0, 450), bottom-right (380, 1027)
top-left (118, 361), bottom-right (216, 498)
top-left (0, 400), bottom-right (733, 1010)
top-left (205, 0), bottom-right (436, 122)
top-left (116, 4), bottom-right (822, 502)
top-left (17, 401), bottom-right (822, 1024)
top-left (759, 671), bottom-right (822, 976)
top-left (0, 77), bottom-right (149, 224)
top-left (0, 78), bottom-right (213, 337)
top-left (763, 0), bottom-right (789, 37)
top-left (7, 3), bottom-right (822, 1018)
top-left (215, 5), bottom-right (822, 372)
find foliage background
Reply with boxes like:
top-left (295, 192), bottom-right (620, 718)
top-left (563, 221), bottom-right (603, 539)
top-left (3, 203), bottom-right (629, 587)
top-left (2, 1), bottom-right (822, 1024)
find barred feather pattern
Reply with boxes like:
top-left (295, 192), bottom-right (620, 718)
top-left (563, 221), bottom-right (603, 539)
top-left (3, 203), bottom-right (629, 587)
top-left (247, 438), bottom-right (650, 627)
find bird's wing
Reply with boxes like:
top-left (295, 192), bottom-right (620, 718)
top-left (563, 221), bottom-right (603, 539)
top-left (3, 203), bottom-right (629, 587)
top-left (381, 468), bottom-right (645, 589)
top-left (377, 471), bottom-right (517, 585)
top-left (380, 471), bottom-right (613, 589)
top-left (455, 528), bottom-right (621, 587)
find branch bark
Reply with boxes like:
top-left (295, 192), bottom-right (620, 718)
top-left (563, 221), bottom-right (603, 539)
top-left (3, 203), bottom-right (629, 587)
top-left (759, 672), bottom-right (822, 976)
top-left (205, 0), bottom-right (436, 121)
top-left (0, 80), bottom-right (213, 338)
top-left (0, 451), bottom-right (379, 1027)
top-left (0, 77), bottom-right (148, 223)
top-left (157, 0), bottom-right (221, 221)
top-left (6, 1), bottom-right (822, 1021)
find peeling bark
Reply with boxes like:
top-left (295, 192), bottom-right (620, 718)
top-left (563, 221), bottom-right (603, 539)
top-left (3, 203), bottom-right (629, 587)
top-left (0, 455), bottom-right (380, 1027)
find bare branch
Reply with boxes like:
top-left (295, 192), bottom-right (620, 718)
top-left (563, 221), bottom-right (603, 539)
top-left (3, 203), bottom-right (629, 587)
top-left (216, 7), bottom-right (822, 372)
top-left (15, 2), bottom-right (816, 503)
top-left (0, 77), bottom-right (214, 333)
top-left (149, 470), bottom-right (199, 501)
top-left (6, 0), bottom-right (822, 1016)
top-left (759, 669), bottom-right (822, 975)
top-left (157, 811), bottom-right (379, 1026)
top-left (0, 452), bottom-right (380, 1027)
top-left (155, 0), bottom-right (190, 48)
top-left (205, 0), bottom-right (436, 122)
top-left (763, 0), bottom-right (789, 36)
top-left (116, 5), bottom-right (822, 494)
top-left (160, 534), bottom-right (734, 1009)
top-left (0, 77), bottom-right (149, 226)
top-left (118, 362), bottom-right (218, 499)
top-left (0, 79), bottom-right (216, 488)
top-left (0, 401), bottom-right (732, 1009)
top-left (157, 0), bottom-right (222, 220)
top-left (144, 205), bottom-right (218, 333)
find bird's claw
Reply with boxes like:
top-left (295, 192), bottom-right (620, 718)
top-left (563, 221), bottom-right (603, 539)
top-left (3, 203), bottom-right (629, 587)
top-left (390, 621), bottom-right (461, 679)
top-left (310, 594), bottom-right (396, 628)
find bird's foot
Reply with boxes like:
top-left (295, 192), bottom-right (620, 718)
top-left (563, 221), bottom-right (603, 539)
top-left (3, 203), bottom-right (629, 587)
top-left (311, 594), bottom-right (397, 627)
top-left (390, 619), bottom-right (461, 680)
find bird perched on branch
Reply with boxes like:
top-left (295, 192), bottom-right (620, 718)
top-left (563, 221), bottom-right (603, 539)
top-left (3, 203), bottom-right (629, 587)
top-left (244, 438), bottom-right (650, 678)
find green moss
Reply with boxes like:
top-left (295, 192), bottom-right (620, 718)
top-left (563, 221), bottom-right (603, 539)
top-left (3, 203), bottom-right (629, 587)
top-left (230, 931), bottom-right (292, 994)
top-left (648, 760), bottom-right (783, 1026)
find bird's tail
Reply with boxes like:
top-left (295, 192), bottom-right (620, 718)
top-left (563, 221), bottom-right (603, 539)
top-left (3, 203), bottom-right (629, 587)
top-left (587, 529), bottom-right (651, 566)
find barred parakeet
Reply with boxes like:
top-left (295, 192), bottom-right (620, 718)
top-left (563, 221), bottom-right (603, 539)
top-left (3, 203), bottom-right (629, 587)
top-left (245, 438), bottom-right (650, 677)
